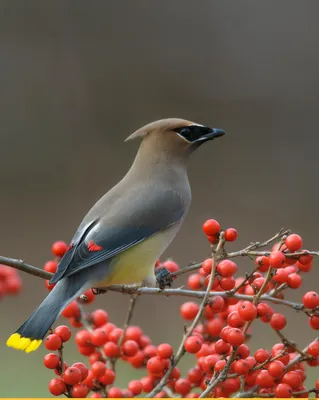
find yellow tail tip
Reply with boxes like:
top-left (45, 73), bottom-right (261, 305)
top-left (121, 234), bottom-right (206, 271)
top-left (6, 333), bottom-right (42, 353)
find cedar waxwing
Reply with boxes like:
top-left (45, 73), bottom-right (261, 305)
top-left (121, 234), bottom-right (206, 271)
top-left (7, 118), bottom-right (225, 353)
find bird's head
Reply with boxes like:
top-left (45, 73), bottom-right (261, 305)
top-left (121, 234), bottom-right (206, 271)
top-left (125, 118), bottom-right (226, 156)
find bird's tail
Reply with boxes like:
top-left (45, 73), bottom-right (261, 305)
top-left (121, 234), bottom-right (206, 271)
top-left (6, 273), bottom-right (88, 353)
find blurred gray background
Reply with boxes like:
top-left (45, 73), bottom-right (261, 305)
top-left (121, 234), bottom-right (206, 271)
top-left (1, 0), bottom-right (319, 396)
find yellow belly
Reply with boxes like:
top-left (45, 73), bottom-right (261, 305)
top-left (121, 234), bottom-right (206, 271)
top-left (96, 223), bottom-right (181, 286)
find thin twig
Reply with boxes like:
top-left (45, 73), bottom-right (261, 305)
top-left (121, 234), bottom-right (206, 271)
top-left (147, 232), bottom-right (226, 398)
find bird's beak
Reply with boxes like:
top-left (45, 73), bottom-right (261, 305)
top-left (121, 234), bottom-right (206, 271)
top-left (197, 128), bottom-right (226, 142)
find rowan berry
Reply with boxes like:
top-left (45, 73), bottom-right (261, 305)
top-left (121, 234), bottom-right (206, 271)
top-left (227, 328), bottom-right (245, 346)
top-left (202, 219), bottom-right (221, 236)
top-left (269, 251), bottom-right (286, 268)
top-left (285, 234), bottom-right (303, 252)
top-left (174, 378), bottom-right (191, 396)
top-left (180, 301), bottom-right (199, 320)
top-left (185, 335), bottom-right (202, 353)
top-left (44, 334), bottom-right (62, 351)
top-left (157, 343), bottom-right (173, 359)
top-left (238, 301), bottom-right (257, 321)
top-left (54, 325), bottom-right (72, 342)
top-left (48, 378), bottom-right (66, 396)
top-left (63, 367), bottom-right (82, 385)
top-left (267, 360), bottom-right (285, 378)
top-left (217, 260), bottom-right (237, 277)
top-left (71, 384), bottom-right (89, 398)
top-left (303, 291), bottom-right (319, 309)
top-left (128, 380), bottom-right (143, 395)
top-left (44, 353), bottom-right (60, 369)
top-left (224, 228), bottom-right (238, 242)
top-left (270, 313), bottom-right (287, 330)
top-left (274, 383), bottom-right (292, 398)
top-left (52, 241), bottom-right (68, 257)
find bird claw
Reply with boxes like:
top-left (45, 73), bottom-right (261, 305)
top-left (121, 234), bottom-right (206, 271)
top-left (155, 267), bottom-right (173, 290)
top-left (91, 287), bottom-right (108, 295)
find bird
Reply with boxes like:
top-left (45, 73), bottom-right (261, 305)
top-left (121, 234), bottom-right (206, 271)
top-left (6, 118), bottom-right (226, 353)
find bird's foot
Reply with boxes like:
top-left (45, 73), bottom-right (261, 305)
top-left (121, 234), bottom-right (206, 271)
top-left (91, 287), bottom-right (108, 295)
top-left (155, 267), bottom-right (173, 290)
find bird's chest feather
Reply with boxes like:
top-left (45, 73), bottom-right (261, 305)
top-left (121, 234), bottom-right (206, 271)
top-left (96, 223), bottom-right (181, 286)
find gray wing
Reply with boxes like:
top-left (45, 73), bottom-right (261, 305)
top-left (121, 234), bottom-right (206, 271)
top-left (50, 187), bottom-right (187, 284)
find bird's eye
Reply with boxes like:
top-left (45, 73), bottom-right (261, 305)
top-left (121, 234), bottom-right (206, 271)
top-left (173, 126), bottom-right (200, 142)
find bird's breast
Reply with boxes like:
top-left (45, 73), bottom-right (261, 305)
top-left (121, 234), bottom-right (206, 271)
top-left (96, 222), bottom-right (182, 286)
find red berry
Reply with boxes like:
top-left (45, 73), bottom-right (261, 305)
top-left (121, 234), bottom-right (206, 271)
top-left (91, 361), bottom-right (106, 378)
top-left (187, 367), bottom-right (203, 384)
top-left (215, 339), bottom-right (231, 355)
top-left (202, 354), bottom-right (219, 373)
top-left (267, 360), bottom-right (285, 378)
top-left (103, 342), bottom-right (120, 357)
top-left (75, 330), bottom-right (92, 347)
top-left (100, 368), bottom-right (115, 385)
top-left (257, 303), bottom-right (270, 317)
top-left (128, 380), bottom-right (143, 395)
top-left (207, 235), bottom-right (218, 244)
top-left (52, 241), bottom-right (68, 257)
top-left (147, 356), bottom-right (165, 374)
top-left (44, 260), bottom-right (58, 273)
top-left (180, 301), bottom-right (199, 320)
top-left (141, 376), bottom-right (155, 393)
top-left (157, 343), bottom-right (173, 359)
top-left (275, 383), bottom-right (292, 398)
top-left (62, 301), bottom-right (80, 318)
top-left (226, 328), bottom-right (245, 346)
top-left (270, 313), bottom-right (287, 330)
top-left (202, 258), bottom-right (213, 274)
top-left (255, 256), bottom-right (270, 272)
top-left (44, 353), bottom-right (60, 369)
top-left (217, 260), bottom-right (237, 277)
top-left (72, 363), bottom-right (89, 381)
top-left (71, 384), bottom-right (89, 398)
top-left (234, 359), bottom-right (250, 375)
top-left (162, 260), bottom-right (179, 273)
top-left (282, 371), bottom-right (301, 389)
top-left (307, 340), bottom-right (319, 356)
top-left (285, 234), bottom-right (303, 252)
top-left (220, 276), bottom-right (236, 290)
top-left (44, 334), bottom-right (62, 351)
top-left (124, 326), bottom-right (143, 342)
top-left (187, 273), bottom-right (202, 290)
top-left (206, 318), bottom-right (224, 337)
top-left (302, 291), bottom-right (319, 309)
top-left (54, 325), bottom-right (72, 342)
top-left (224, 228), bottom-right (238, 242)
top-left (122, 340), bottom-right (139, 357)
top-left (256, 370), bottom-right (275, 388)
top-left (107, 387), bottom-right (122, 398)
top-left (79, 289), bottom-right (95, 304)
top-left (254, 348), bottom-right (270, 363)
top-left (207, 296), bottom-right (225, 313)
top-left (227, 311), bottom-right (245, 328)
top-left (309, 315), bottom-right (319, 329)
top-left (202, 219), bottom-right (221, 236)
top-left (91, 328), bottom-right (108, 346)
top-left (63, 367), bottom-right (82, 385)
top-left (49, 378), bottom-right (66, 396)
top-left (238, 301), bottom-right (257, 321)
top-left (287, 273), bottom-right (302, 288)
top-left (184, 336), bottom-right (203, 353)
top-left (237, 343), bottom-right (250, 359)
top-left (174, 378), bottom-right (191, 396)
top-left (90, 309), bottom-right (108, 327)
top-left (269, 251), bottom-right (286, 268)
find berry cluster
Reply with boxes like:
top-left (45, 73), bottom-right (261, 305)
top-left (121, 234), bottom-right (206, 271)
top-left (0, 264), bottom-right (22, 299)
top-left (18, 221), bottom-right (319, 396)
